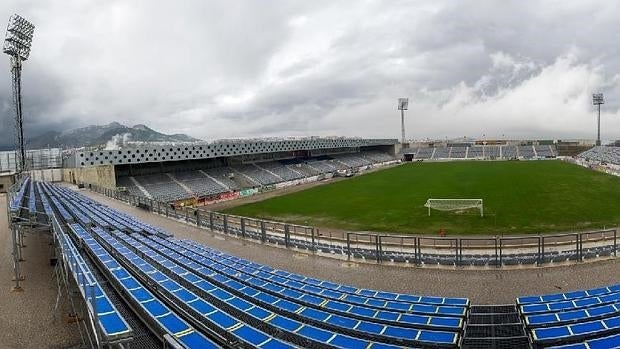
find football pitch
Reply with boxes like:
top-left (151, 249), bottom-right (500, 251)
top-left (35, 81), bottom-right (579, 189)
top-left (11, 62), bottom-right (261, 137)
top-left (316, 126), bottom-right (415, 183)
top-left (225, 160), bottom-right (620, 235)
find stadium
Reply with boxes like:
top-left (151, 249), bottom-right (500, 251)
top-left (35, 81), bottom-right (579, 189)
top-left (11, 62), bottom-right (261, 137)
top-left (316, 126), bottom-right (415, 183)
top-left (3, 3), bottom-right (620, 349)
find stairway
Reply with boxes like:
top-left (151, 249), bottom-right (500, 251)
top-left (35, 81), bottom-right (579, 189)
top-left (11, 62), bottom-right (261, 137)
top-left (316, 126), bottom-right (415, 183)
top-left (461, 305), bottom-right (531, 349)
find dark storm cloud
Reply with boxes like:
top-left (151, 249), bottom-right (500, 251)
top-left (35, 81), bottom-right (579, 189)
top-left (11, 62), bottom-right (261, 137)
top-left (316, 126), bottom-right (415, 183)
top-left (1, 0), bottom-right (619, 145)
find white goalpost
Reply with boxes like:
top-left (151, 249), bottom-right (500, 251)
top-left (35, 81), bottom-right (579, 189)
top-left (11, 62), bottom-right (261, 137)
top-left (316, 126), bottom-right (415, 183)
top-left (424, 198), bottom-right (484, 217)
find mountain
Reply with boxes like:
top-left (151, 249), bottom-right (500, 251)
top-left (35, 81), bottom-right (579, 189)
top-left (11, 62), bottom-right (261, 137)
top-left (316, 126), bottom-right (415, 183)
top-left (24, 122), bottom-right (202, 149)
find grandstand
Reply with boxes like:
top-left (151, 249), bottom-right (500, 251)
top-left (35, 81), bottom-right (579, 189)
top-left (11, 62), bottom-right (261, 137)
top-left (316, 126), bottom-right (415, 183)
top-left (13, 179), bottom-right (471, 348)
top-left (8, 175), bottom-right (620, 348)
top-left (401, 143), bottom-right (558, 161)
top-left (577, 146), bottom-right (620, 165)
top-left (62, 138), bottom-right (398, 206)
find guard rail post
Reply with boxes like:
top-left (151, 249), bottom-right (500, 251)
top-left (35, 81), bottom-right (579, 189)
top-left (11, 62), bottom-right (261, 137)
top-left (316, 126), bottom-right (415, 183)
top-left (494, 237), bottom-right (499, 268)
top-left (260, 221), bottom-right (266, 243)
top-left (578, 233), bottom-right (583, 262)
top-left (346, 233), bottom-right (351, 260)
top-left (539, 236), bottom-right (544, 266)
top-left (614, 229), bottom-right (617, 257)
top-left (415, 236), bottom-right (421, 265)
top-left (284, 224), bottom-right (290, 248)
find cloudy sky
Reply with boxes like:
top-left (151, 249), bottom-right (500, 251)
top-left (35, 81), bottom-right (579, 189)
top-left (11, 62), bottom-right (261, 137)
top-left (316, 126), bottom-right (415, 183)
top-left (1, 0), bottom-right (619, 147)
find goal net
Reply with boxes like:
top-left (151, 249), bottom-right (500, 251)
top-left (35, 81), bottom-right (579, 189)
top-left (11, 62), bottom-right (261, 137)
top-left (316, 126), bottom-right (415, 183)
top-left (424, 198), bottom-right (484, 217)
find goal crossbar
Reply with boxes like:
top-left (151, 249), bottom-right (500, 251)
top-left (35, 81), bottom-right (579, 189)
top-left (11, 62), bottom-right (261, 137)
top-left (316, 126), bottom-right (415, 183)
top-left (424, 198), bottom-right (484, 217)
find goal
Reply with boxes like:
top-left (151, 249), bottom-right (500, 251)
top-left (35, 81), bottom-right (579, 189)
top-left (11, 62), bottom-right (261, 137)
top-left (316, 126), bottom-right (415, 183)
top-left (424, 198), bottom-right (484, 217)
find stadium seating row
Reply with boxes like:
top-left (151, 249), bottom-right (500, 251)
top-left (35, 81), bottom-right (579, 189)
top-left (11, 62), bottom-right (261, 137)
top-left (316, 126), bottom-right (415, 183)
top-left (403, 145), bottom-right (557, 160)
top-left (68, 223), bottom-right (220, 348)
top-left (33, 180), bottom-right (620, 348)
top-left (578, 146), bottom-right (620, 166)
top-left (117, 151), bottom-right (396, 202)
top-left (519, 284), bottom-right (620, 347)
top-left (9, 177), bottom-right (30, 212)
top-left (57, 222), bottom-right (133, 342)
top-left (41, 181), bottom-right (464, 348)
top-left (110, 230), bottom-right (447, 347)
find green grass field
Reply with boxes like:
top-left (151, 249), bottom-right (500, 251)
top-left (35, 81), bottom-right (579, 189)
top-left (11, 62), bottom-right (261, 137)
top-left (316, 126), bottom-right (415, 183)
top-left (225, 161), bottom-right (620, 235)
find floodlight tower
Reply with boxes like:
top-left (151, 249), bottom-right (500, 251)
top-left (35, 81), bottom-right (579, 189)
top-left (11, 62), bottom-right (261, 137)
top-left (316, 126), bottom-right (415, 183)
top-left (593, 93), bottom-right (604, 146)
top-left (3, 14), bottom-right (35, 174)
top-left (398, 98), bottom-right (409, 144)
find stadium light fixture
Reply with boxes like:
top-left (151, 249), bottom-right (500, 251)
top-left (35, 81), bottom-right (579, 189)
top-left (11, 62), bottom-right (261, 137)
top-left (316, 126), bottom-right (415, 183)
top-left (3, 14), bottom-right (35, 174)
top-left (592, 93), bottom-right (604, 146)
top-left (398, 98), bottom-right (409, 144)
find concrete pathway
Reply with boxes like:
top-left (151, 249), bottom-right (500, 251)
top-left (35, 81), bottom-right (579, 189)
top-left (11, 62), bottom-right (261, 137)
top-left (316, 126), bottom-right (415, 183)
top-left (0, 194), bottom-right (80, 348)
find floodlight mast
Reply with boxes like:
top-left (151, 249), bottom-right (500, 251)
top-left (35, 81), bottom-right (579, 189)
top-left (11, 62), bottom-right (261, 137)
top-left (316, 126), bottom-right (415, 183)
top-left (3, 14), bottom-right (35, 174)
top-left (398, 98), bottom-right (408, 144)
top-left (593, 93), bottom-right (604, 146)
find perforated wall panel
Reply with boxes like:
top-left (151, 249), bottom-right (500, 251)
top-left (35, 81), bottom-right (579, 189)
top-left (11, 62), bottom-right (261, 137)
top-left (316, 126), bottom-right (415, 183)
top-left (71, 138), bottom-right (397, 167)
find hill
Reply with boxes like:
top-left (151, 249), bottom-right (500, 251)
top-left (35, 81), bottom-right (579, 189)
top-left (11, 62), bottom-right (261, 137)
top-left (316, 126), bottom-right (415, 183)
top-left (23, 122), bottom-right (201, 149)
top-left (225, 161), bottom-right (620, 235)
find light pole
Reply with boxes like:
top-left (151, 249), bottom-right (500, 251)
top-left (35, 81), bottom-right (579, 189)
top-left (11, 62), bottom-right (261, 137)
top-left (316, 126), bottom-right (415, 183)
top-left (3, 14), bottom-right (35, 174)
top-left (593, 93), bottom-right (604, 146)
top-left (398, 98), bottom-right (409, 144)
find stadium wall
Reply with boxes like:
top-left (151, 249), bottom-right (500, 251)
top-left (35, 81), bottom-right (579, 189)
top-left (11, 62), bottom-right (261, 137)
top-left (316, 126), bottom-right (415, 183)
top-left (29, 168), bottom-right (62, 182)
top-left (62, 164), bottom-right (116, 189)
top-left (0, 173), bottom-right (15, 193)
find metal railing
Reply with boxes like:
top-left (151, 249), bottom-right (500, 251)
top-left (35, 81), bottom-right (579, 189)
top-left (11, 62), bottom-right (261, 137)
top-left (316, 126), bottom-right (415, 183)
top-left (90, 184), bottom-right (618, 268)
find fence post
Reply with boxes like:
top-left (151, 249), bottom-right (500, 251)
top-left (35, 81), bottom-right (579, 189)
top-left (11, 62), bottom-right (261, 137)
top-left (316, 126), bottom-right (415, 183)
top-left (260, 221), bottom-right (266, 242)
top-left (209, 212), bottom-right (214, 231)
top-left (241, 218), bottom-right (246, 239)
top-left (196, 210), bottom-right (201, 227)
top-left (284, 224), bottom-right (290, 248)
top-left (375, 235), bottom-right (380, 263)
top-left (539, 236), bottom-right (544, 266)
top-left (499, 239), bottom-right (503, 266)
top-left (457, 239), bottom-right (462, 266)
top-left (185, 208), bottom-right (189, 223)
top-left (165, 205), bottom-right (169, 217)
top-left (614, 229), bottom-right (617, 257)
top-left (346, 233), bottom-right (351, 260)
top-left (578, 233), bottom-right (582, 262)
top-left (311, 227), bottom-right (315, 249)
top-left (494, 237), bottom-right (499, 268)
top-left (223, 215), bottom-right (228, 233)
top-left (415, 237), bottom-right (421, 265)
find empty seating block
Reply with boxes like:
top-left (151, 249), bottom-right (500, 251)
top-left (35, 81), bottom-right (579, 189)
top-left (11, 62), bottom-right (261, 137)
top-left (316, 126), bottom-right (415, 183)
top-left (467, 147), bottom-right (483, 158)
top-left (416, 148), bottom-right (434, 159)
top-left (578, 146), bottom-right (620, 165)
top-left (42, 182), bottom-right (467, 349)
top-left (432, 148), bottom-right (450, 159)
top-left (518, 145), bottom-right (535, 159)
top-left (450, 147), bottom-right (467, 159)
top-left (236, 164), bottom-right (281, 185)
top-left (519, 284), bottom-right (620, 346)
top-left (10, 177), bottom-right (30, 212)
top-left (501, 145), bottom-right (517, 159)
